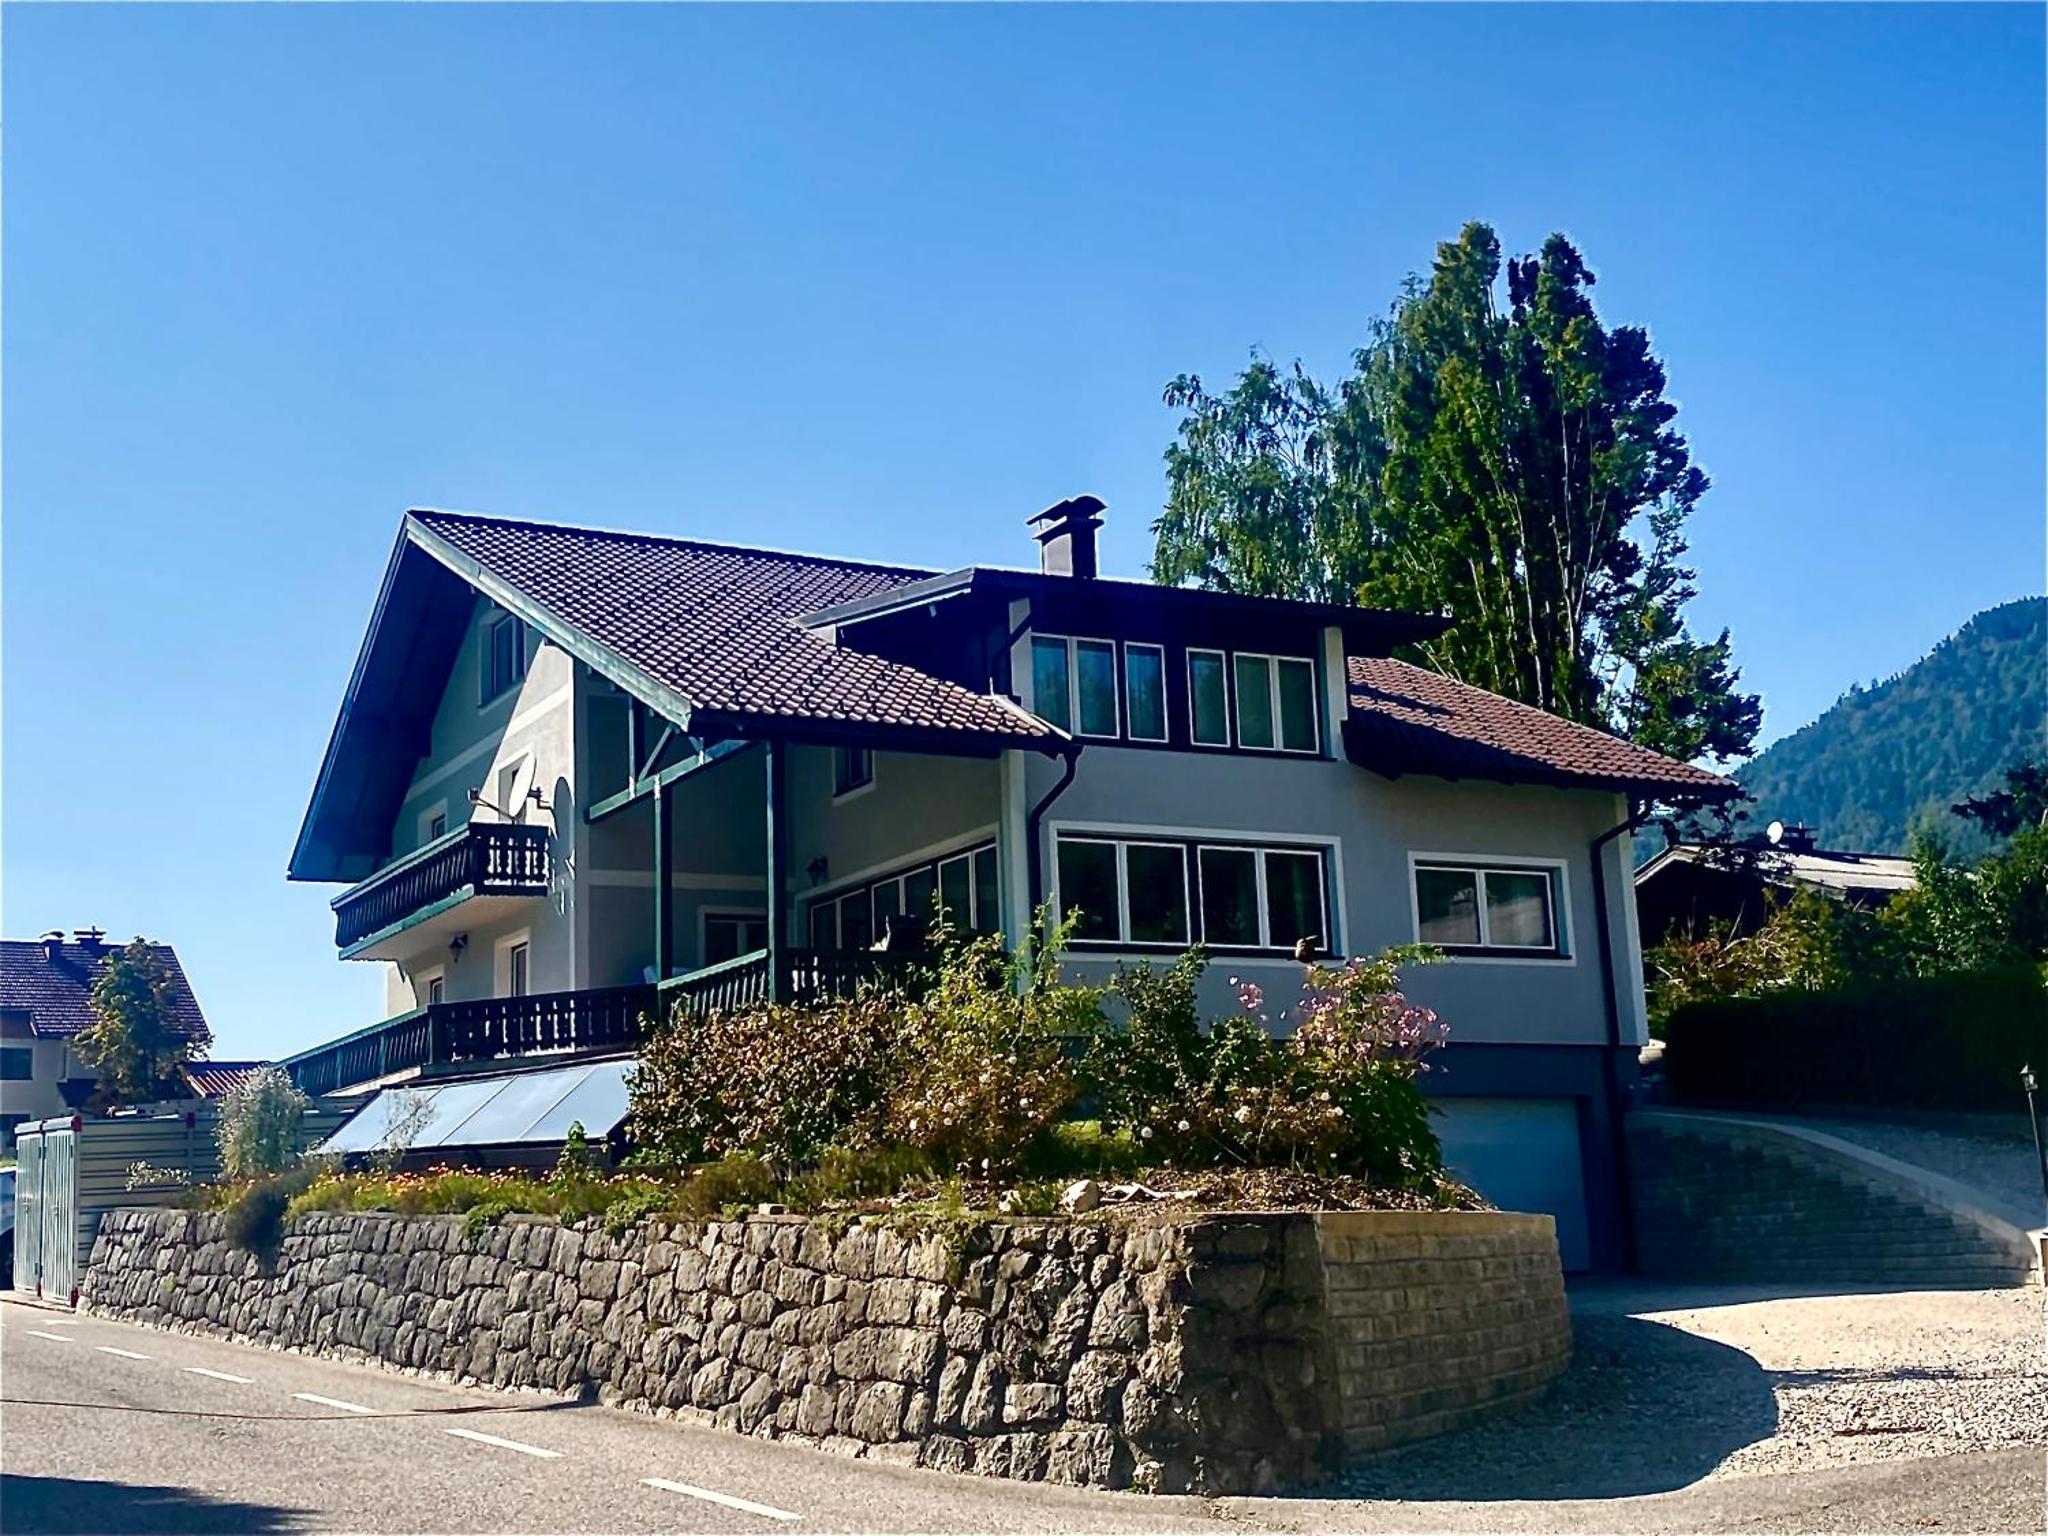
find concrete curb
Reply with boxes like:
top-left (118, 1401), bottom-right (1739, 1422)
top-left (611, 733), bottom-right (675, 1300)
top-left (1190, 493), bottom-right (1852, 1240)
top-left (1631, 1109), bottom-right (2045, 1284)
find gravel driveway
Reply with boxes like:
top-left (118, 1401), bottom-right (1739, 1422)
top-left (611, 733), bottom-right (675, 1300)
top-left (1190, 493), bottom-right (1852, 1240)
top-left (1314, 1281), bottom-right (2047, 1503)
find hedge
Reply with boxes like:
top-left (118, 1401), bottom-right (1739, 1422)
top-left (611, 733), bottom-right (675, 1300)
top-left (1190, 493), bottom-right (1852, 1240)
top-left (1661, 963), bottom-right (2048, 1113)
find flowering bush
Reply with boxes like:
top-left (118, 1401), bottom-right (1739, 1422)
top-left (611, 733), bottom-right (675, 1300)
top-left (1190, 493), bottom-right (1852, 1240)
top-left (216, 1064), bottom-right (312, 1181)
top-left (1088, 945), bottom-right (1447, 1181)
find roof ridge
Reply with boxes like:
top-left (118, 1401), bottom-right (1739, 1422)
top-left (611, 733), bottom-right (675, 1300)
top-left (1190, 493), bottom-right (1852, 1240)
top-left (407, 506), bottom-right (937, 583)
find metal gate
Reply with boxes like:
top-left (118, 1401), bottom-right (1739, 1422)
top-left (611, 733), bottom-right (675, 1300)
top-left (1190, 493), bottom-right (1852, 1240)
top-left (38, 1126), bottom-right (77, 1303)
top-left (11, 1125), bottom-right (45, 1295)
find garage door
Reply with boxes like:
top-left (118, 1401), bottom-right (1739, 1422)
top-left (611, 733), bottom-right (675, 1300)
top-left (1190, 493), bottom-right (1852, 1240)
top-left (1432, 1097), bottom-right (1592, 1271)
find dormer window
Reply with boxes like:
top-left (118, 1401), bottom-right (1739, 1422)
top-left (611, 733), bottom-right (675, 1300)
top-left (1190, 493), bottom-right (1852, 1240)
top-left (481, 613), bottom-right (529, 704)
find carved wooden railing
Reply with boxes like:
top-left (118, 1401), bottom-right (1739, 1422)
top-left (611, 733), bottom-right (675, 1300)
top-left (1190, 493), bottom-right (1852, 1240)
top-left (332, 822), bottom-right (551, 950)
top-left (282, 984), bottom-right (658, 1097)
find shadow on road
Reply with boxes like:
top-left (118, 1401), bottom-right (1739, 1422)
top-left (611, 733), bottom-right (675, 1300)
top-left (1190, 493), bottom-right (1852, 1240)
top-left (0, 1474), bottom-right (308, 1535)
top-left (1312, 1315), bottom-right (1779, 1502)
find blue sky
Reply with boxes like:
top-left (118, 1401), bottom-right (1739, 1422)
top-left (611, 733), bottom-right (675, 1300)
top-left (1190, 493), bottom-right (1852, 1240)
top-left (5, 4), bottom-right (2042, 1057)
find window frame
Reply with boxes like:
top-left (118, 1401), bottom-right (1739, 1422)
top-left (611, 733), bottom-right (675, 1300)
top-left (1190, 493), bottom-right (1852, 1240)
top-left (496, 930), bottom-right (535, 996)
top-left (1187, 648), bottom-right (1231, 747)
top-left (701, 909), bottom-right (770, 967)
top-left (1052, 826), bottom-right (1337, 957)
top-left (832, 745), bottom-right (876, 800)
top-left (804, 839), bottom-right (1001, 951)
top-left (1122, 642), bottom-right (1168, 743)
top-left (1407, 853), bottom-right (1573, 963)
top-left (1031, 634), bottom-right (1121, 740)
top-left (0, 1045), bottom-right (32, 1081)
top-left (1231, 651), bottom-right (1321, 755)
top-left (479, 612), bottom-right (530, 705)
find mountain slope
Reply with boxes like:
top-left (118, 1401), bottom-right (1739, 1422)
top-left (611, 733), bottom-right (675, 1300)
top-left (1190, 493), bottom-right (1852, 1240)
top-left (1737, 596), bottom-right (2046, 854)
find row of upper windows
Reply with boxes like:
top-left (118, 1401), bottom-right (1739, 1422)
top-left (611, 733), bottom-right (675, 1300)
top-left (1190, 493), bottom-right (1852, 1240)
top-left (1028, 636), bottom-right (1321, 755)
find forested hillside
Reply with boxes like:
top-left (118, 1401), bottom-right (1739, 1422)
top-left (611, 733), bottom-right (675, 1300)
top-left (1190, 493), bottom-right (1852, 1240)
top-left (1737, 596), bottom-right (2046, 853)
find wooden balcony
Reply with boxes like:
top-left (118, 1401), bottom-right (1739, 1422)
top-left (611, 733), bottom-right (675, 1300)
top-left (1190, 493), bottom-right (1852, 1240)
top-left (659, 947), bottom-right (928, 1018)
top-left (282, 983), bottom-right (658, 1098)
top-left (332, 822), bottom-right (552, 951)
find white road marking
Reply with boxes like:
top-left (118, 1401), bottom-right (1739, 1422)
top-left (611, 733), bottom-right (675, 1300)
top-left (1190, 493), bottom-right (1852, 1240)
top-left (293, 1392), bottom-right (378, 1415)
top-left (183, 1366), bottom-right (255, 1384)
top-left (25, 1330), bottom-right (73, 1343)
top-left (642, 1477), bottom-right (803, 1522)
top-left (95, 1345), bottom-right (151, 1360)
top-left (443, 1426), bottom-right (562, 1458)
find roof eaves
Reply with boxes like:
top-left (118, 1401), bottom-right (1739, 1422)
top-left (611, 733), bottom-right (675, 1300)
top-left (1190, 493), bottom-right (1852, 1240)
top-left (401, 511), bottom-right (703, 732)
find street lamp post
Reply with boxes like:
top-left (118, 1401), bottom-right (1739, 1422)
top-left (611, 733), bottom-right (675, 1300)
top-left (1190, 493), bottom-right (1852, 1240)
top-left (2023, 1065), bottom-right (2048, 1230)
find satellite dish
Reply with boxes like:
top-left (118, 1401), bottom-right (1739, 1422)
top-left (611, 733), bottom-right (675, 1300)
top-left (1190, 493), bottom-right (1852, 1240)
top-left (1766, 820), bottom-right (1786, 846)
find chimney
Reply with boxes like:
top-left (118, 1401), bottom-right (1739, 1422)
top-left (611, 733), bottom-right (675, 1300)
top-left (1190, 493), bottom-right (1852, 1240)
top-left (1779, 823), bottom-right (1817, 855)
top-left (73, 927), bottom-right (107, 956)
top-left (1028, 495), bottom-right (1106, 580)
top-left (39, 930), bottom-right (64, 963)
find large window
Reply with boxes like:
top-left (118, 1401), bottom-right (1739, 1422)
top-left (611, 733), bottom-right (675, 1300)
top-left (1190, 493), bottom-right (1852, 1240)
top-left (1031, 636), bottom-right (1118, 738)
top-left (1057, 833), bottom-right (1331, 953)
top-left (808, 842), bottom-right (1001, 950)
top-left (1413, 860), bottom-right (1565, 957)
top-left (0, 1046), bottom-right (31, 1081)
top-left (481, 612), bottom-right (529, 703)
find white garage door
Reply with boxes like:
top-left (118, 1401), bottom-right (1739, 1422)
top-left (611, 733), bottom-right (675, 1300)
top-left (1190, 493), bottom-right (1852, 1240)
top-left (1432, 1097), bottom-right (1591, 1271)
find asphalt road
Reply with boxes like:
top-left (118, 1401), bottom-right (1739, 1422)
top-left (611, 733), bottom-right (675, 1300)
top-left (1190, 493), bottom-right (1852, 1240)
top-left (1, 1296), bottom-right (2040, 1534)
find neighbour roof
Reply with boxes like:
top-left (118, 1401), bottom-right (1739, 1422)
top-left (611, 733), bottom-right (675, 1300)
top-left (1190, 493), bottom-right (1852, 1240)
top-left (179, 1060), bottom-right (272, 1098)
top-left (1342, 656), bottom-right (1738, 801)
top-left (408, 510), bottom-right (1057, 749)
top-left (1636, 844), bottom-right (1917, 896)
top-left (0, 938), bottom-right (212, 1041)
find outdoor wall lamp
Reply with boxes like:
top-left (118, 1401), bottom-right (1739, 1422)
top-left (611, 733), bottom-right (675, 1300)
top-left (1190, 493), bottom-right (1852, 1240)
top-left (449, 933), bottom-right (468, 964)
top-left (807, 856), bottom-right (829, 886)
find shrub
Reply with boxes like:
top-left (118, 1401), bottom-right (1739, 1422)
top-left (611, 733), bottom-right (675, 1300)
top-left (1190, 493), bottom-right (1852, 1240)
top-left (220, 1165), bottom-right (324, 1254)
top-left (873, 919), bottom-right (1099, 1172)
top-left (1662, 962), bottom-right (2048, 1112)
top-left (630, 989), bottom-right (901, 1171)
top-left (217, 1065), bottom-right (312, 1182)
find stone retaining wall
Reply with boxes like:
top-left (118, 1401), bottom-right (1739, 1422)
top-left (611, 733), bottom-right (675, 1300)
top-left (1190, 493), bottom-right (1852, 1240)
top-left (84, 1206), bottom-right (1567, 1494)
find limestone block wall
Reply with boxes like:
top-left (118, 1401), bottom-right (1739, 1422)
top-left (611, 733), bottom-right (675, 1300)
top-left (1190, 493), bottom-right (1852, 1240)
top-left (84, 1206), bottom-right (1567, 1494)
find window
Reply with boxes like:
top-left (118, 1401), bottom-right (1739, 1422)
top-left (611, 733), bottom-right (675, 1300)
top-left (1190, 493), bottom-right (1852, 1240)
top-left (0, 1046), bottom-right (31, 1081)
top-left (1059, 833), bottom-right (1329, 952)
top-left (810, 842), bottom-right (1000, 950)
top-left (425, 973), bottom-right (446, 1006)
top-left (833, 746), bottom-right (874, 796)
top-left (1124, 644), bottom-right (1167, 742)
top-left (481, 613), bottom-right (529, 703)
top-left (1189, 650), bottom-right (1229, 745)
top-left (1031, 637), bottom-right (1071, 731)
top-left (506, 941), bottom-right (531, 997)
top-left (427, 812), bottom-right (448, 841)
top-left (1031, 636), bottom-right (1119, 739)
top-left (1232, 653), bottom-right (1320, 753)
top-left (704, 913), bottom-right (768, 966)
top-left (1413, 861), bottom-right (1564, 957)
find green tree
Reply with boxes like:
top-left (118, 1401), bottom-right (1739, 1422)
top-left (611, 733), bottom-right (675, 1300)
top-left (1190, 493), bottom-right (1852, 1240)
top-left (75, 939), bottom-right (210, 1107)
top-left (1951, 758), bottom-right (2048, 840)
top-left (216, 1066), bottom-right (310, 1181)
top-left (1156, 221), bottom-right (1761, 765)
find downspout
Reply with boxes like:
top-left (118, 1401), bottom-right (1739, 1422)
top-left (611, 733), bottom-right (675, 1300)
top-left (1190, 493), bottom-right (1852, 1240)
top-left (1024, 743), bottom-right (1083, 937)
top-left (1589, 796), bottom-right (1652, 1272)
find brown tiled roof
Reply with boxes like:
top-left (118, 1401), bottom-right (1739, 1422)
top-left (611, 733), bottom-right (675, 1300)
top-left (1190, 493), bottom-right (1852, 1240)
top-left (180, 1060), bottom-right (272, 1098)
top-left (410, 511), bottom-right (1058, 749)
top-left (1344, 657), bottom-right (1737, 800)
top-left (0, 938), bottom-right (212, 1041)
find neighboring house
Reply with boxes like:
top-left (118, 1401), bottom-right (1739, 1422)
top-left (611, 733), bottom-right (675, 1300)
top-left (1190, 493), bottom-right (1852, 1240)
top-left (283, 499), bottom-right (1734, 1270)
top-left (0, 930), bottom-right (213, 1145)
top-left (176, 1060), bottom-right (273, 1099)
top-left (1634, 823), bottom-right (1916, 945)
